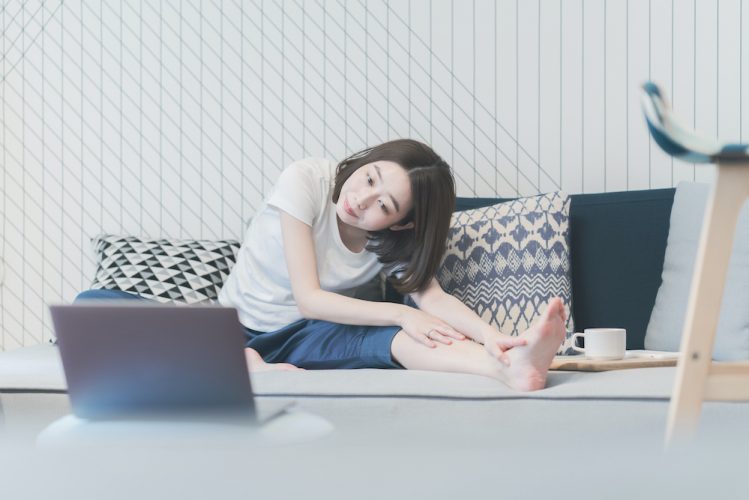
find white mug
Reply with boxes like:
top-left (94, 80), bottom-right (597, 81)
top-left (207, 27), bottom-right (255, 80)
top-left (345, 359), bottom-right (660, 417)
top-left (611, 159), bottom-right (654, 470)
top-left (570, 328), bottom-right (626, 360)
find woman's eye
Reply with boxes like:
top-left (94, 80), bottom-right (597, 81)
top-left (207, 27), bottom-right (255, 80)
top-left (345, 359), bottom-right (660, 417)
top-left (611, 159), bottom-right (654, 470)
top-left (379, 200), bottom-right (389, 214)
top-left (367, 175), bottom-right (373, 186)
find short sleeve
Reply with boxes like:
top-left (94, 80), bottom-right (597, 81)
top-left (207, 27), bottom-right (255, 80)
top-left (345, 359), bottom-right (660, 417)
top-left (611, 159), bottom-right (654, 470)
top-left (266, 160), bottom-right (324, 227)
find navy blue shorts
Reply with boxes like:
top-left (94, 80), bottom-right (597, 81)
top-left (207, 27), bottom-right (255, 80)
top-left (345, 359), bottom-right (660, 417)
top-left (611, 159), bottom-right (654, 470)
top-left (74, 289), bottom-right (404, 370)
top-left (244, 319), bottom-right (403, 370)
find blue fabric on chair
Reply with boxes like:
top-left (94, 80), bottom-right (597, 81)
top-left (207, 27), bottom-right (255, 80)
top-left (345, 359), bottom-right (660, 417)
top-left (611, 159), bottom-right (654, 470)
top-left (641, 81), bottom-right (749, 164)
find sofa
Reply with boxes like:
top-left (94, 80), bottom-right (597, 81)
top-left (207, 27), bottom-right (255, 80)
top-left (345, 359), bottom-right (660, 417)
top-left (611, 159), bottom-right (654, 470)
top-left (2, 187), bottom-right (748, 498)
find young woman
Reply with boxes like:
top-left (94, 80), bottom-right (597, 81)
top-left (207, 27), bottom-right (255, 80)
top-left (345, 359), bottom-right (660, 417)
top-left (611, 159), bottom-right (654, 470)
top-left (76, 139), bottom-right (565, 391)
top-left (217, 139), bottom-right (568, 391)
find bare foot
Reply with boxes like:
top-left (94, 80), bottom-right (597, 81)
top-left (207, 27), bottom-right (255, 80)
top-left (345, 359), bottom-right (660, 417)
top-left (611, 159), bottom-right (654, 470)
top-left (244, 348), bottom-right (304, 373)
top-left (500, 298), bottom-right (567, 391)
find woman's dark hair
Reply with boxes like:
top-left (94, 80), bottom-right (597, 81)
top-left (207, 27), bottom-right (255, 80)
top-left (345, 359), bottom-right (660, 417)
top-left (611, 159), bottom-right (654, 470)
top-left (332, 139), bottom-right (456, 295)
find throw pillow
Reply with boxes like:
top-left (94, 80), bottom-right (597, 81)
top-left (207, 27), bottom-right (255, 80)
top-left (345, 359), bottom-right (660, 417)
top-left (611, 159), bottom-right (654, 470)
top-left (645, 182), bottom-right (749, 360)
top-left (90, 235), bottom-right (241, 304)
top-left (437, 192), bottom-right (576, 354)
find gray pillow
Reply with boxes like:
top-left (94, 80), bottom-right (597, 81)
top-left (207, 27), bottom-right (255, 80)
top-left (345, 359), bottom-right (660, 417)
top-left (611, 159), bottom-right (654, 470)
top-left (645, 182), bottom-right (749, 360)
top-left (90, 234), bottom-right (241, 304)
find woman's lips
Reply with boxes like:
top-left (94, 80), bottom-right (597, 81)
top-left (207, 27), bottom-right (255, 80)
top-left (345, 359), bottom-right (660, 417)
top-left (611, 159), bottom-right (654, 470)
top-left (344, 198), bottom-right (357, 217)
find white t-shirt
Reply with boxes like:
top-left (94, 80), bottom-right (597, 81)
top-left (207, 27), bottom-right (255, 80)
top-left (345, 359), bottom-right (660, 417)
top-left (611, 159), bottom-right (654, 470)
top-left (218, 158), bottom-right (385, 332)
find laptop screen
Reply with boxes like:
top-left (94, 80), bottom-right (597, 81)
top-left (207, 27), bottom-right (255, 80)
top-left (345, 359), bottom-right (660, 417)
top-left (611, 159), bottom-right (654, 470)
top-left (50, 303), bottom-right (256, 422)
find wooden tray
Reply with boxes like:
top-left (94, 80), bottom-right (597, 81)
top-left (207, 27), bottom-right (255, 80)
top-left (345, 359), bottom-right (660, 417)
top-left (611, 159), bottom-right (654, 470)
top-left (550, 351), bottom-right (680, 372)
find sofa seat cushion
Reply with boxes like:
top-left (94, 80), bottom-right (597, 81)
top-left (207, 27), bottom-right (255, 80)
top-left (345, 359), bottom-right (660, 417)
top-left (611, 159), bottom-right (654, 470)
top-left (0, 345), bottom-right (675, 400)
top-left (0, 345), bottom-right (67, 391)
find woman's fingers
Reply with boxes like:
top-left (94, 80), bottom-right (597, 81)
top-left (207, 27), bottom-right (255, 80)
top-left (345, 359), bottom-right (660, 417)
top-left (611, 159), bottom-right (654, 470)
top-left (484, 343), bottom-right (509, 365)
top-left (444, 328), bottom-right (466, 340)
top-left (500, 353), bottom-right (511, 366)
top-left (490, 344), bottom-right (512, 366)
top-left (420, 329), bottom-right (453, 347)
top-left (430, 326), bottom-right (466, 345)
top-left (493, 336), bottom-right (526, 366)
top-left (430, 330), bottom-right (453, 345)
top-left (415, 326), bottom-right (466, 348)
top-left (497, 337), bottom-right (527, 351)
top-left (419, 334), bottom-right (437, 348)
top-left (435, 326), bottom-right (465, 341)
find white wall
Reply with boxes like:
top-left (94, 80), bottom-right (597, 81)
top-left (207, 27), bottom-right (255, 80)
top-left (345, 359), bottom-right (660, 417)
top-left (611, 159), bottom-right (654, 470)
top-left (1, 0), bottom-right (747, 349)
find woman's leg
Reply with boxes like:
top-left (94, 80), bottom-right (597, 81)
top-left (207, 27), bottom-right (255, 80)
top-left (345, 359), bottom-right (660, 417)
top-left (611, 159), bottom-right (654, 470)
top-left (244, 347), bottom-right (303, 372)
top-left (74, 289), bottom-right (147, 302)
top-left (391, 298), bottom-right (567, 391)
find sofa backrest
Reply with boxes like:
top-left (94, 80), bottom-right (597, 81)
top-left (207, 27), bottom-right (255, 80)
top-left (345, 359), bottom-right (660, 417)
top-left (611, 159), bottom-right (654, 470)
top-left (451, 189), bottom-right (675, 349)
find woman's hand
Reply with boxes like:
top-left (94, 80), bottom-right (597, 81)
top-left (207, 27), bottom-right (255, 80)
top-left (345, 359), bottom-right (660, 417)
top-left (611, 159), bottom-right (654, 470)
top-left (483, 331), bottom-right (528, 366)
top-left (399, 308), bottom-right (466, 348)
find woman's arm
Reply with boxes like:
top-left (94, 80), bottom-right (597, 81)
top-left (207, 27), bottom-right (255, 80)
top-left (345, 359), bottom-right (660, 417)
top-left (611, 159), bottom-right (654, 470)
top-left (410, 278), bottom-right (527, 360)
top-left (279, 211), bottom-right (462, 347)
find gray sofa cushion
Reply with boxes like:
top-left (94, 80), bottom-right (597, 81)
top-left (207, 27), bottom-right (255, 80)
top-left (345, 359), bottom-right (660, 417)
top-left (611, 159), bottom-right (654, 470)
top-left (645, 182), bottom-right (749, 360)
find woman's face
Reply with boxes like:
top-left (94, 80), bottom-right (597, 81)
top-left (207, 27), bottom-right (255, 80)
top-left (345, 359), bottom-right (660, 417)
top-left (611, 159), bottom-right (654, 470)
top-left (335, 160), bottom-right (414, 232)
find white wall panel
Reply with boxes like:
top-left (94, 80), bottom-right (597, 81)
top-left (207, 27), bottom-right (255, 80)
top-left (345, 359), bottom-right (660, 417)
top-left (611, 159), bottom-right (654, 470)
top-left (717, 0), bottom-right (741, 144)
top-left (497, 0), bottom-right (518, 196)
top-left (582, 0), bottom-right (605, 194)
top-left (649, 0), bottom-right (674, 189)
top-left (694, 0), bottom-right (719, 184)
top-left (451, 0), bottom-right (476, 194)
top-left (627, 0), bottom-right (650, 190)
top-left (428, 0), bottom-right (457, 190)
top-left (539, 0), bottom-right (562, 194)
top-left (517, 0), bottom-right (540, 197)
top-left (604, 0), bottom-right (628, 192)
top-left (2, 0), bottom-right (748, 349)
top-left (411, 0), bottom-right (430, 145)
top-left (672, 0), bottom-right (697, 185)
top-left (561, 0), bottom-right (583, 194)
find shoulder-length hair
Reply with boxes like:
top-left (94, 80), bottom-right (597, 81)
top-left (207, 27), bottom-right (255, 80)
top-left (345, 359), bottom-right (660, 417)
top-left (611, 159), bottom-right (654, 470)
top-left (331, 139), bottom-right (456, 295)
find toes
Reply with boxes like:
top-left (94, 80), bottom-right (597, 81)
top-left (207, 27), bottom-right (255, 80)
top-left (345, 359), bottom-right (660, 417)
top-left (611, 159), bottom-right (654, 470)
top-left (543, 297), bottom-right (566, 322)
top-left (550, 297), bottom-right (563, 313)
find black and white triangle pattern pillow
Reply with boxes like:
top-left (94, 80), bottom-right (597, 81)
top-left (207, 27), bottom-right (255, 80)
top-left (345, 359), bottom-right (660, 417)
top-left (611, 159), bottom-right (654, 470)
top-left (90, 235), bottom-right (241, 304)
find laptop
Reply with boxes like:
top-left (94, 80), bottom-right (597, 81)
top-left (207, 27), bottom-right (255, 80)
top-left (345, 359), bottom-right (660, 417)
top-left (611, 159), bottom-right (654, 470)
top-left (49, 302), bottom-right (259, 424)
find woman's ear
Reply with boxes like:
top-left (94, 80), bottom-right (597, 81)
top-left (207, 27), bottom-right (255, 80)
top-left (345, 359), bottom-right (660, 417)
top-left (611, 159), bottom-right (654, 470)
top-left (389, 222), bottom-right (415, 231)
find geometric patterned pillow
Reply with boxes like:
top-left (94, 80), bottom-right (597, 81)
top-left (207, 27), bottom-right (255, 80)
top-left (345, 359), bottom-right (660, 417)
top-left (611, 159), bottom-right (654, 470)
top-left (436, 192), bottom-right (576, 355)
top-left (90, 235), bottom-right (241, 304)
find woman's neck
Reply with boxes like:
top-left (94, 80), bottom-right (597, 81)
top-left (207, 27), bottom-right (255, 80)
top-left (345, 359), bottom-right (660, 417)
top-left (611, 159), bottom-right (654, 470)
top-left (336, 215), bottom-right (369, 253)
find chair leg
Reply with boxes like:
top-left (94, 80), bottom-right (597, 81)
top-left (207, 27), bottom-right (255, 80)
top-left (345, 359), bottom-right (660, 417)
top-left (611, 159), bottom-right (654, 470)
top-left (665, 163), bottom-right (749, 446)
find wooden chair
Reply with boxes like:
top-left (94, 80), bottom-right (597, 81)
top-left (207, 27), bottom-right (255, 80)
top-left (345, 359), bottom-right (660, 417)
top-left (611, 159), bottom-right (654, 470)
top-left (640, 82), bottom-right (749, 447)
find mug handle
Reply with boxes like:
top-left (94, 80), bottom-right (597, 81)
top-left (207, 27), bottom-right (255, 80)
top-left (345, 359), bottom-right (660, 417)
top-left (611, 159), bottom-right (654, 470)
top-left (569, 332), bottom-right (585, 354)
